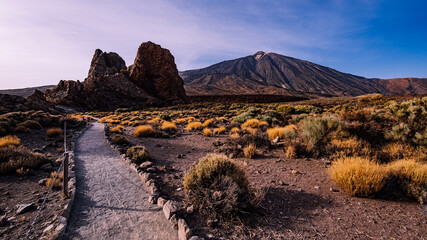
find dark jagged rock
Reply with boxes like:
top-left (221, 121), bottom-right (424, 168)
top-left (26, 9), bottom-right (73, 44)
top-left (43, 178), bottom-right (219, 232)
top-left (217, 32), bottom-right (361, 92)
top-left (88, 49), bottom-right (127, 77)
top-left (0, 92), bottom-right (57, 114)
top-left (128, 41), bottom-right (189, 104)
top-left (44, 42), bottom-right (189, 110)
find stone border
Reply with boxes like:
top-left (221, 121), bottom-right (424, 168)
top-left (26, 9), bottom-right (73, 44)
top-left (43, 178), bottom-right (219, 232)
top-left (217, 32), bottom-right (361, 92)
top-left (40, 123), bottom-right (93, 240)
top-left (104, 125), bottom-right (204, 240)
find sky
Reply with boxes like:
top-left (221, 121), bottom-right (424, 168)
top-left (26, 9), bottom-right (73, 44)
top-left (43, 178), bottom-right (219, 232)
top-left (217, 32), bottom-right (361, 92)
top-left (0, 0), bottom-right (426, 89)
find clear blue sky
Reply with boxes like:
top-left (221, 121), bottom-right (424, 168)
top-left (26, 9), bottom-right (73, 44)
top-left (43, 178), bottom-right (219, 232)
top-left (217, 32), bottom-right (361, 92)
top-left (0, 0), bottom-right (426, 89)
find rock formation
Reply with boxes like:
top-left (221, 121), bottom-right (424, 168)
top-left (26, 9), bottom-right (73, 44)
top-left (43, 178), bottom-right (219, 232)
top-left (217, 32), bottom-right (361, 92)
top-left (128, 41), bottom-right (189, 104)
top-left (44, 42), bottom-right (189, 110)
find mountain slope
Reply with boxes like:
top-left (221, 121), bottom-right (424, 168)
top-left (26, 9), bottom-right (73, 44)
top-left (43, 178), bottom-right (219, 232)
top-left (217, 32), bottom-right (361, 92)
top-left (0, 85), bottom-right (55, 97)
top-left (181, 52), bottom-right (394, 97)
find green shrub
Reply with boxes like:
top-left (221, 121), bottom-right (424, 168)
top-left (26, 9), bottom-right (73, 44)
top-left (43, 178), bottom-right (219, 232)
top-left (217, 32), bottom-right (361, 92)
top-left (414, 128), bottom-right (427, 147)
top-left (233, 107), bottom-right (261, 123)
top-left (276, 105), bottom-right (294, 114)
top-left (294, 105), bottom-right (323, 114)
top-left (386, 123), bottom-right (410, 142)
top-left (126, 146), bottom-right (150, 163)
top-left (183, 154), bottom-right (254, 219)
top-left (300, 116), bottom-right (338, 147)
top-left (111, 134), bottom-right (129, 145)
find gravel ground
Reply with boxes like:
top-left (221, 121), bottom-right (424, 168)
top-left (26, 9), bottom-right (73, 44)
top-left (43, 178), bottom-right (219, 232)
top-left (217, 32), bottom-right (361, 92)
top-left (64, 123), bottom-right (177, 240)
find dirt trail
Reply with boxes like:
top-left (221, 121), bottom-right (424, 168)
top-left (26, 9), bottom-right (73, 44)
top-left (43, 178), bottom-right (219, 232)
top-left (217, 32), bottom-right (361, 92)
top-left (64, 123), bottom-right (177, 240)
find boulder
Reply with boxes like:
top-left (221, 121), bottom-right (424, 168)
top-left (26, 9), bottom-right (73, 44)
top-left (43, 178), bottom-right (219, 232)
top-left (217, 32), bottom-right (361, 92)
top-left (163, 200), bottom-right (180, 220)
top-left (128, 41), bottom-right (189, 104)
top-left (88, 49), bottom-right (126, 77)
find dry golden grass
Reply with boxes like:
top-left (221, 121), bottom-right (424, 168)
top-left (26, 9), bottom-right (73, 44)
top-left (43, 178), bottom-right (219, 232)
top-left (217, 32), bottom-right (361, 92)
top-left (242, 119), bottom-right (261, 129)
top-left (259, 121), bottom-right (269, 127)
top-left (331, 137), bottom-right (371, 157)
top-left (186, 122), bottom-right (203, 131)
top-left (121, 120), bottom-right (131, 126)
top-left (381, 142), bottom-right (412, 161)
top-left (230, 133), bottom-right (240, 140)
top-left (328, 156), bottom-right (388, 197)
top-left (161, 121), bottom-right (177, 132)
top-left (285, 145), bottom-right (296, 159)
top-left (202, 119), bottom-right (213, 127)
top-left (0, 135), bottom-right (21, 148)
top-left (148, 117), bottom-right (163, 124)
top-left (387, 159), bottom-right (427, 202)
top-left (243, 144), bottom-right (256, 158)
top-left (173, 118), bottom-right (187, 124)
top-left (203, 128), bottom-right (212, 137)
top-left (134, 125), bottom-right (155, 137)
top-left (230, 127), bottom-right (240, 134)
top-left (110, 125), bottom-right (124, 134)
top-left (45, 171), bottom-right (63, 188)
top-left (267, 125), bottom-right (297, 140)
top-left (213, 126), bottom-right (226, 135)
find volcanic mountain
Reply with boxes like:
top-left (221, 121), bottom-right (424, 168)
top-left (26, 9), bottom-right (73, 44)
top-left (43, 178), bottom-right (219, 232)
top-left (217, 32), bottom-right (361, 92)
top-left (181, 51), bottom-right (426, 97)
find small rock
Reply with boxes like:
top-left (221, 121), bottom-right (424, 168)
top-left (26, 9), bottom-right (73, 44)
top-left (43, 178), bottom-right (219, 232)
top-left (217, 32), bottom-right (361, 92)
top-left (177, 154), bottom-right (184, 158)
top-left (169, 214), bottom-right (179, 230)
top-left (314, 186), bottom-right (320, 190)
top-left (278, 181), bottom-right (287, 186)
top-left (150, 186), bottom-right (159, 195)
top-left (157, 197), bottom-right (167, 207)
top-left (176, 187), bottom-right (183, 192)
top-left (148, 194), bottom-right (158, 204)
top-left (4, 191), bottom-right (9, 196)
top-left (16, 203), bottom-right (35, 215)
top-left (139, 161), bottom-right (153, 170)
top-left (178, 218), bottom-right (192, 240)
top-left (146, 167), bottom-right (157, 173)
top-left (7, 216), bottom-right (16, 222)
top-left (187, 205), bottom-right (194, 214)
top-left (330, 187), bottom-right (339, 192)
top-left (189, 236), bottom-right (204, 240)
top-left (146, 179), bottom-right (155, 188)
top-left (272, 136), bottom-right (279, 143)
top-left (55, 223), bottom-right (65, 232)
top-left (33, 148), bottom-right (43, 153)
top-left (291, 169), bottom-right (301, 175)
top-left (43, 224), bottom-right (55, 234)
top-left (57, 216), bottom-right (67, 225)
top-left (163, 200), bottom-right (180, 220)
top-left (38, 178), bottom-right (48, 186)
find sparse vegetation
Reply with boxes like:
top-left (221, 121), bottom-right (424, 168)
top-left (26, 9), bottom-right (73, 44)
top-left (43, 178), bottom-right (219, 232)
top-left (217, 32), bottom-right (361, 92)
top-left (161, 121), bottom-right (177, 133)
top-left (0, 146), bottom-right (46, 174)
top-left (135, 125), bottom-right (155, 137)
top-left (243, 144), bottom-right (256, 158)
top-left (213, 126), bottom-right (226, 135)
top-left (0, 135), bottom-right (21, 148)
top-left (126, 145), bottom-right (150, 163)
top-left (111, 134), bottom-right (129, 145)
top-left (110, 125), bottom-right (124, 134)
top-left (203, 128), bottom-right (212, 137)
top-left (186, 122), bottom-right (203, 131)
top-left (46, 127), bottom-right (63, 138)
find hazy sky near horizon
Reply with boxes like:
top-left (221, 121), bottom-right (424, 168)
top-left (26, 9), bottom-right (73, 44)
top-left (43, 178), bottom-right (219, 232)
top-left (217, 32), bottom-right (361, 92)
top-left (0, 0), bottom-right (426, 89)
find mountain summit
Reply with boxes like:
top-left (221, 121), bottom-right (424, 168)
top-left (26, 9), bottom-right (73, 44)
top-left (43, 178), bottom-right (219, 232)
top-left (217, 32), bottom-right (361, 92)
top-left (181, 52), bottom-right (426, 97)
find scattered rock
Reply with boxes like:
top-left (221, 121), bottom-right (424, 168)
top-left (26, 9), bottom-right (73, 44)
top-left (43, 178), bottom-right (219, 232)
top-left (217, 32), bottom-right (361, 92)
top-left (16, 203), bottom-right (35, 215)
top-left (178, 218), bottom-right (192, 240)
top-left (330, 187), bottom-right (339, 192)
top-left (148, 194), bottom-right (158, 204)
top-left (272, 136), bottom-right (279, 143)
top-left (278, 181), bottom-right (287, 186)
top-left (43, 224), bottom-right (55, 235)
top-left (146, 167), bottom-right (157, 173)
top-left (163, 200), bottom-right (180, 220)
top-left (189, 236), bottom-right (204, 240)
top-left (169, 214), bottom-right (179, 230)
top-left (212, 140), bottom-right (223, 147)
top-left (157, 197), bottom-right (167, 207)
top-left (186, 205), bottom-right (194, 214)
top-left (55, 223), bottom-right (66, 232)
top-left (207, 219), bottom-right (219, 228)
top-left (176, 187), bottom-right (183, 192)
top-left (38, 178), bottom-right (48, 186)
top-left (139, 161), bottom-right (153, 170)
top-left (177, 154), bottom-right (184, 158)
top-left (291, 169), bottom-right (301, 175)
top-left (314, 186), bottom-right (320, 190)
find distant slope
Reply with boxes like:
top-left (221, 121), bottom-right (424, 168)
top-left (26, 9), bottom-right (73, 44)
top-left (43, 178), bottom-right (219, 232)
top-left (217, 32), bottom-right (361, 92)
top-left (181, 51), bottom-right (389, 97)
top-left (0, 85), bottom-right (55, 97)
top-left (372, 78), bottom-right (427, 95)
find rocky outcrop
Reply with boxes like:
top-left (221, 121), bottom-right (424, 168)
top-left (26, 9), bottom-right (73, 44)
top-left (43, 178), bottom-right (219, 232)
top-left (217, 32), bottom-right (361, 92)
top-left (0, 92), bottom-right (57, 114)
top-left (128, 42), bottom-right (189, 104)
top-left (88, 49), bottom-right (127, 77)
top-left (44, 43), bottom-right (189, 110)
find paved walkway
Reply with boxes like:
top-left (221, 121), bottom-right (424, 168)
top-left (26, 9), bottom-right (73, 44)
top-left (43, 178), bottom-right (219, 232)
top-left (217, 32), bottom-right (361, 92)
top-left (64, 123), bottom-right (177, 239)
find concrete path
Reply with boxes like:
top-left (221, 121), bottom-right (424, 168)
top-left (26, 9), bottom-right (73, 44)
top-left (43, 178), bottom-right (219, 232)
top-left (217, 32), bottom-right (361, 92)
top-left (64, 122), bottom-right (177, 240)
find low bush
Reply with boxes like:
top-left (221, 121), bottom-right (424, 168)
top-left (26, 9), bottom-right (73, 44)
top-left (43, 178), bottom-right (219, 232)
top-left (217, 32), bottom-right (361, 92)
top-left (243, 144), bottom-right (256, 158)
top-left (233, 107), bottom-right (261, 123)
top-left (213, 127), bottom-right (226, 135)
top-left (111, 134), bottom-right (129, 145)
top-left (186, 122), bottom-right (203, 131)
top-left (46, 128), bottom-right (63, 138)
top-left (330, 137), bottom-right (371, 157)
top-left (266, 125), bottom-right (297, 141)
top-left (45, 171), bottom-right (63, 188)
top-left (203, 128), bottom-right (212, 137)
top-left (0, 135), bottom-right (21, 148)
top-left (110, 125), bottom-right (124, 134)
top-left (202, 119), bottom-right (213, 127)
top-left (230, 127), bottom-right (240, 134)
top-left (242, 119), bottom-right (261, 129)
top-left (161, 121), bottom-right (177, 133)
top-left (276, 105), bottom-right (294, 114)
top-left (183, 154), bottom-right (255, 219)
top-left (126, 146), bottom-right (150, 163)
top-left (135, 125), bottom-right (155, 137)
top-left (230, 133), bottom-right (239, 140)
top-left (328, 156), bottom-right (388, 197)
top-left (0, 146), bottom-right (46, 174)
top-left (385, 123), bottom-right (410, 142)
top-left (387, 159), bottom-right (427, 203)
